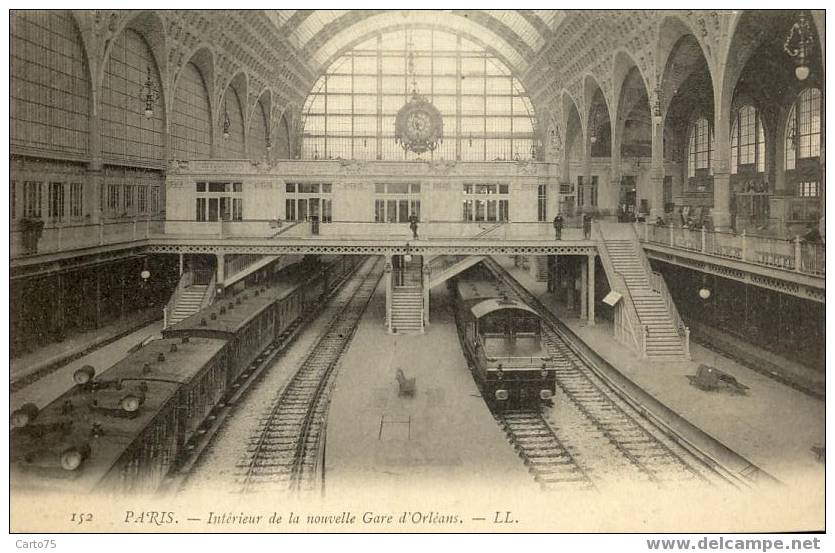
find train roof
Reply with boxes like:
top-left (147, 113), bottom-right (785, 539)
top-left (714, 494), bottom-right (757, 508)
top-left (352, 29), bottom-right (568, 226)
top-left (105, 336), bottom-right (227, 383)
top-left (166, 282), bottom-right (293, 336)
top-left (471, 298), bottom-right (539, 319)
top-left (11, 336), bottom-right (226, 493)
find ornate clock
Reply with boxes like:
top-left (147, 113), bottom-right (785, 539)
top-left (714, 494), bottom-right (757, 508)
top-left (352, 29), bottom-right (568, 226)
top-left (394, 91), bottom-right (444, 155)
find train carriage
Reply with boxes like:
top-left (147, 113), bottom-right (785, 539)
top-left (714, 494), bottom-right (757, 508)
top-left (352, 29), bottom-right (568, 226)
top-left (163, 283), bottom-right (285, 384)
top-left (453, 269), bottom-right (557, 408)
top-left (10, 255), bottom-right (364, 496)
top-left (10, 337), bottom-right (228, 495)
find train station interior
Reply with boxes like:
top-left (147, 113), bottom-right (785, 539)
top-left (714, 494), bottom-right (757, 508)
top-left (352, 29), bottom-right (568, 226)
top-left (8, 9), bottom-right (826, 532)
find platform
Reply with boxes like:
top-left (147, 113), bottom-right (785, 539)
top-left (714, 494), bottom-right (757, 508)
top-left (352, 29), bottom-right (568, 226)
top-left (325, 280), bottom-right (538, 497)
top-left (10, 318), bottom-right (163, 413)
top-left (495, 255), bottom-right (825, 491)
top-left (9, 267), bottom-right (321, 417)
top-left (10, 307), bottom-right (161, 388)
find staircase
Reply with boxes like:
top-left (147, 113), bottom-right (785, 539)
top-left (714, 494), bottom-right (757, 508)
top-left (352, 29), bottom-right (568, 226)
top-left (163, 269), bottom-right (216, 329)
top-left (223, 254), bottom-right (282, 288)
top-left (390, 288), bottom-right (424, 334)
top-left (533, 255), bottom-right (549, 282)
top-left (597, 222), bottom-right (688, 359)
top-left (168, 284), bottom-right (209, 327)
top-left (428, 255), bottom-right (486, 288)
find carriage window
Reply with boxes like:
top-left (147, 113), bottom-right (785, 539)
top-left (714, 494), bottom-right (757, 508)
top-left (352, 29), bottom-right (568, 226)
top-left (515, 316), bottom-right (539, 335)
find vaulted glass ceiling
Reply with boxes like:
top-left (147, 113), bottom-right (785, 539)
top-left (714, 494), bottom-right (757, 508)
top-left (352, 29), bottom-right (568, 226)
top-left (267, 10), bottom-right (566, 75)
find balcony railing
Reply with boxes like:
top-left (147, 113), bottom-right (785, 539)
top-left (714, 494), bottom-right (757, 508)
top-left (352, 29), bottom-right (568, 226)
top-left (638, 222), bottom-right (825, 277)
top-left (11, 217), bottom-right (164, 260)
top-left (158, 219), bottom-right (590, 242)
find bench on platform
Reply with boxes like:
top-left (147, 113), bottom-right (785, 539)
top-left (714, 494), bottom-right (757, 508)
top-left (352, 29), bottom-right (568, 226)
top-left (396, 368), bottom-right (416, 397)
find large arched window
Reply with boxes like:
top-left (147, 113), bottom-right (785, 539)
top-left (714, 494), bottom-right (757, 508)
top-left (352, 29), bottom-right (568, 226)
top-left (731, 105), bottom-right (766, 174)
top-left (785, 88), bottom-right (822, 172)
top-left (301, 28), bottom-right (536, 161)
top-left (688, 117), bottom-right (714, 178)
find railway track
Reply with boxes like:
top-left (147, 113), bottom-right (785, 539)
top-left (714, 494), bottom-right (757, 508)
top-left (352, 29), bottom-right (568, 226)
top-left (496, 410), bottom-right (595, 492)
top-left (163, 259), bottom-right (366, 494)
top-left (237, 257), bottom-right (384, 494)
top-left (479, 258), bottom-right (735, 490)
top-left (542, 333), bottom-right (706, 486)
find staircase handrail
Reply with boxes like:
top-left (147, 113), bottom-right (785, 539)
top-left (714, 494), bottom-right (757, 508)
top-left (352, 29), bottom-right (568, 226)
top-left (200, 270), bottom-right (217, 310)
top-left (428, 255), bottom-right (466, 274)
top-left (225, 254), bottom-right (265, 280)
top-left (650, 271), bottom-right (686, 335)
top-left (270, 220), bottom-right (302, 238)
top-left (625, 224), bottom-right (689, 350)
top-left (474, 222), bottom-right (505, 239)
top-left (593, 222), bottom-right (644, 355)
top-left (163, 271), bottom-right (194, 329)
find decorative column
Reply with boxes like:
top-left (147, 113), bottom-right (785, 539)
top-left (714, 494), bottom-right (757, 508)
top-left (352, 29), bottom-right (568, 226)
top-left (712, 107), bottom-right (732, 230)
top-left (583, 141), bottom-right (592, 212)
top-left (384, 256), bottom-right (393, 332)
top-left (559, 136), bottom-right (572, 216)
top-left (422, 261), bottom-right (431, 326)
top-left (610, 113), bottom-right (623, 220)
top-left (179, 253), bottom-right (184, 276)
top-left (649, 116), bottom-right (665, 220)
top-left (587, 253), bottom-right (595, 326)
top-left (216, 253), bottom-right (225, 289)
top-left (579, 256), bottom-right (588, 320)
top-left (566, 259), bottom-right (575, 311)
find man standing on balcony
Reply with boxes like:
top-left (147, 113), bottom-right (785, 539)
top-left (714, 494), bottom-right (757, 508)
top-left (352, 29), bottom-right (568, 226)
top-left (583, 214), bottom-right (592, 239)
top-left (553, 214), bottom-right (563, 240)
top-left (409, 213), bottom-right (419, 240)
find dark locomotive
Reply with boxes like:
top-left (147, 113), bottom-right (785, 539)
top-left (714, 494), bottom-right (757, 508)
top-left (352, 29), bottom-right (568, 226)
top-left (10, 256), bottom-right (361, 494)
top-left (451, 265), bottom-right (556, 408)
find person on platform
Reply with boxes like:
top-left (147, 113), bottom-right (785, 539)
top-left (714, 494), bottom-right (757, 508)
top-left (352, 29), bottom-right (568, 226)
top-left (583, 213), bottom-right (592, 239)
top-left (552, 214), bottom-right (564, 240)
top-left (409, 213), bottom-right (419, 240)
top-left (802, 223), bottom-right (823, 244)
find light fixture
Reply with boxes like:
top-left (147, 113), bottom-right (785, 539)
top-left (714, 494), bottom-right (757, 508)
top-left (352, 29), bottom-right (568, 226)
top-left (698, 274), bottom-right (711, 300)
top-left (140, 65), bottom-right (160, 119)
top-left (403, 242), bottom-right (413, 263)
top-left (222, 93), bottom-right (231, 140)
top-left (10, 403), bottom-right (39, 428)
top-left (60, 444), bottom-right (91, 471)
top-left (266, 136), bottom-right (272, 153)
top-left (784, 11), bottom-right (815, 81)
top-left (140, 259), bottom-right (150, 282)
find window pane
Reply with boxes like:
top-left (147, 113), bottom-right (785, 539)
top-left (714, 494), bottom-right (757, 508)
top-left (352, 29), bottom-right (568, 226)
top-left (301, 28), bottom-right (536, 161)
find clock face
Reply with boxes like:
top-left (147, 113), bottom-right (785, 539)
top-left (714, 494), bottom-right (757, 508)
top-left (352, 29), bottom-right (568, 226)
top-left (394, 92), bottom-right (443, 154)
top-left (406, 111), bottom-right (433, 140)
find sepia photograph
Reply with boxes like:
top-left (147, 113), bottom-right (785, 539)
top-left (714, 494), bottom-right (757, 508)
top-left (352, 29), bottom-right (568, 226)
top-left (6, 5), bottom-right (827, 540)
